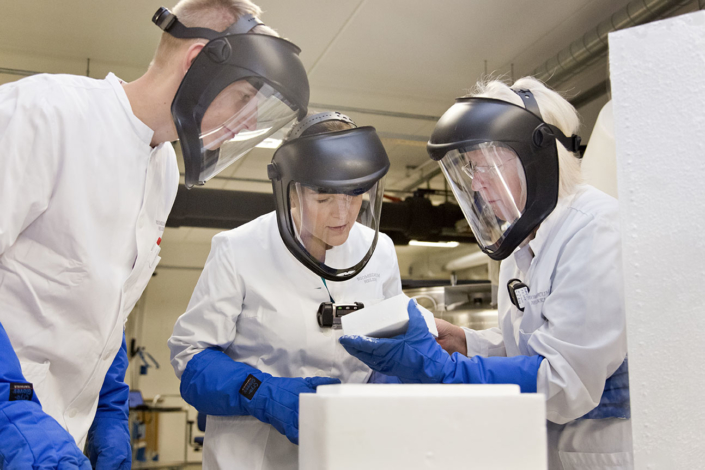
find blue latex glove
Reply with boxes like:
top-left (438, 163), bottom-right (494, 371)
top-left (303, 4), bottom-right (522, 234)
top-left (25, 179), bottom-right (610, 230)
top-left (367, 371), bottom-right (403, 384)
top-left (180, 348), bottom-right (340, 445)
top-left (339, 299), bottom-right (544, 393)
top-left (0, 322), bottom-right (91, 469)
top-left (86, 333), bottom-right (131, 470)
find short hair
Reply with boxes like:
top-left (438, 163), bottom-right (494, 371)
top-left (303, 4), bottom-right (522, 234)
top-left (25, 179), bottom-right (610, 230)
top-left (151, 0), bottom-right (278, 70)
top-left (467, 76), bottom-right (583, 198)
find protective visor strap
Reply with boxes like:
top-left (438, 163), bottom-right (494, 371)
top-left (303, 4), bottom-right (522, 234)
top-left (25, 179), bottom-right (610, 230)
top-left (288, 111), bottom-right (357, 139)
top-left (512, 88), bottom-right (542, 118)
top-left (548, 124), bottom-right (582, 154)
top-left (153, 7), bottom-right (263, 40)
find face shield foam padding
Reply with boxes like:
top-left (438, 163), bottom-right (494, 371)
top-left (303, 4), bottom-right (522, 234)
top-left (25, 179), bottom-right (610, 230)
top-left (269, 127), bottom-right (390, 281)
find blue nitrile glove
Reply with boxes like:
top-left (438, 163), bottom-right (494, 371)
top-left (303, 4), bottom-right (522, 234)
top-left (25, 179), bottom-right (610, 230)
top-left (339, 299), bottom-right (544, 393)
top-left (367, 371), bottom-right (403, 384)
top-left (180, 348), bottom-right (340, 445)
top-left (86, 333), bottom-right (131, 470)
top-left (0, 322), bottom-right (92, 469)
top-left (580, 357), bottom-right (630, 420)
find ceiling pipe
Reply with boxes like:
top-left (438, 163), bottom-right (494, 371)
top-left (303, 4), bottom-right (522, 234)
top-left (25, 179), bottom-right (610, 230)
top-left (533, 0), bottom-right (693, 86)
top-left (0, 67), bottom-right (40, 77)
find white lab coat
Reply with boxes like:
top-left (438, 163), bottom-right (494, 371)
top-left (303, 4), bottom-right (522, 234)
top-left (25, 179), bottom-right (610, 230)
top-left (463, 185), bottom-right (632, 470)
top-left (0, 73), bottom-right (179, 448)
top-left (169, 211), bottom-right (402, 470)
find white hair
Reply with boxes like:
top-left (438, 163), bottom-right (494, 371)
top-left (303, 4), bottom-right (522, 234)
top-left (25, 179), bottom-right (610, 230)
top-left (468, 76), bottom-right (583, 198)
top-left (151, 0), bottom-right (278, 70)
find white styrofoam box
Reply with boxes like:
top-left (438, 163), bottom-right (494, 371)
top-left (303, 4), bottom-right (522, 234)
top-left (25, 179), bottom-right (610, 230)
top-left (300, 384), bottom-right (547, 470)
top-left (609, 10), bottom-right (705, 467)
top-left (340, 293), bottom-right (438, 338)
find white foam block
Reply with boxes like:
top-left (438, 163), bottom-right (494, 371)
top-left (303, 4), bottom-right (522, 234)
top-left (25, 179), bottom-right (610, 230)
top-left (300, 384), bottom-right (547, 470)
top-left (340, 293), bottom-right (438, 338)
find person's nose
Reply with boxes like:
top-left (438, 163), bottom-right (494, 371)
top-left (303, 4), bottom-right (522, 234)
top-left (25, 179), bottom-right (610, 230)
top-left (243, 111), bottom-right (258, 131)
top-left (332, 196), bottom-right (350, 220)
top-left (470, 172), bottom-right (488, 192)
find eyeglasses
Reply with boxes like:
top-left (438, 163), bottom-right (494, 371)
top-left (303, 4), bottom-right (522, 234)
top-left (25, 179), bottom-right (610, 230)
top-left (461, 160), bottom-right (506, 180)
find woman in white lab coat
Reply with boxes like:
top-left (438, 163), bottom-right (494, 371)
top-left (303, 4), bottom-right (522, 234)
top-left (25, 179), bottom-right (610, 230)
top-left (339, 78), bottom-right (631, 470)
top-left (168, 112), bottom-right (402, 470)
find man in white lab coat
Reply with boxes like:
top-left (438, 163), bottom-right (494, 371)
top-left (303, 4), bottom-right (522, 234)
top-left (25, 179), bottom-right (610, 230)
top-left (0, 1), bottom-right (309, 468)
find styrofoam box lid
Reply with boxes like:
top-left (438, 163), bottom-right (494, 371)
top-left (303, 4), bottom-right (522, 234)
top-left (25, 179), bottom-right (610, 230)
top-left (341, 293), bottom-right (438, 338)
top-left (315, 383), bottom-right (520, 397)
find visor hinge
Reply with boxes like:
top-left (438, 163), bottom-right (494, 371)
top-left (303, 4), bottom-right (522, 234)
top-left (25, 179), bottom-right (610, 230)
top-left (267, 163), bottom-right (280, 180)
top-left (152, 7), bottom-right (176, 32)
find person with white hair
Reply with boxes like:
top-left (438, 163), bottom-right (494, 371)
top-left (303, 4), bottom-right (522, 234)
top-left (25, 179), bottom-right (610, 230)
top-left (0, 1), bottom-right (309, 468)
top-left (340, 77), bottom-right (631, 469)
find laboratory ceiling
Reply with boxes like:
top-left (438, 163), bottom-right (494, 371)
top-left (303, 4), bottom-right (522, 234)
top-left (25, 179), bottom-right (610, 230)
top-left (0, 0), bottom-right (652, 243)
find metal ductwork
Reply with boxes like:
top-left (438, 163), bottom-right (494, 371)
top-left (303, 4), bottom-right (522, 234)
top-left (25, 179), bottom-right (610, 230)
top-left (534, 0), bottom-right (693, 86)
top-left (166, 187), bottom-right (475, 245)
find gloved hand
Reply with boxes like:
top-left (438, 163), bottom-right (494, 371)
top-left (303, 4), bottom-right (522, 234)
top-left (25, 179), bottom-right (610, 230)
top-left (86, 334), bottom-right (131, 469)
top-left (244, 375), bottom-right (340, 444)
top-left (0, 400), bottom-right (93, 470)
top-left (339, 299), bottom-right (544, 393)
top-left (0, 322), bottom-right (91, 469)
top-left (367, 371), bottom-right (403, 384)
top-left (86, 417), bottom-right (130, 470)
top-left (580, 357), bottom-right (630, 420)
top-left (180, 348), bottom-right (340, 445)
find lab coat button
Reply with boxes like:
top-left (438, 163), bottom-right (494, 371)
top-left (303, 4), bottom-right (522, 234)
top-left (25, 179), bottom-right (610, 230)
top-left (67, 408), bottom-right (78, 418)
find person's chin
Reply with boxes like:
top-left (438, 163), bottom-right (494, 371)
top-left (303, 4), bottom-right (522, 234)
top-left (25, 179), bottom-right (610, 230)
top-left (324, 231), bottom-right (350, 247)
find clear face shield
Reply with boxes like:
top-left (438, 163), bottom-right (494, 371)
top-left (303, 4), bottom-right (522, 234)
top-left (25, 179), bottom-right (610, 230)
top-left (198, 79), bottom-right (299, 183)
top-left (287, 179), bottom-right (385, 276)
top-left (153, 7), bottom-right (310, 188)
top-left (439, 142), bottom-right (527, 249)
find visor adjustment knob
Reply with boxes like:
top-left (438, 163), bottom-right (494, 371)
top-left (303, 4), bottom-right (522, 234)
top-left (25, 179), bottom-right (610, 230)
top-left (532, 124), bottom-right (554, 149)
top-left (267, 163), bottom-right (280, 180)
top-left (205, 38), bottom-right (232, 63)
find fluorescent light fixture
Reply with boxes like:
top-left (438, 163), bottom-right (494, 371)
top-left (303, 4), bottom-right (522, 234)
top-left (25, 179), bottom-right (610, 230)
top-left (408, 240), bottom-right (460, 248)
top-left (256, 137), bottom-right (282, 149)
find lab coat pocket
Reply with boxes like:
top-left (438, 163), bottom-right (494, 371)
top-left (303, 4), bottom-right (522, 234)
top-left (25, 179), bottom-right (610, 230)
top-left (558, 450), bottom-right (633, 470)
top-left (19, 360), bottom-right (50, 387)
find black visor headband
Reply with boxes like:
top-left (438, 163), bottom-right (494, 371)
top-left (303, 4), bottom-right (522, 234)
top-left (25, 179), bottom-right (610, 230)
top-left (268, 127), bottom-right (390, 194)
top-left (427, 96), bottom-right (581, 161)
top-left (153, 7), bottom-right (263, 40)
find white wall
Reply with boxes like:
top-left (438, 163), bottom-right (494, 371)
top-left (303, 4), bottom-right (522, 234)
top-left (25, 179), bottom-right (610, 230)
top-left (610, 11), bottom-right (705, 468)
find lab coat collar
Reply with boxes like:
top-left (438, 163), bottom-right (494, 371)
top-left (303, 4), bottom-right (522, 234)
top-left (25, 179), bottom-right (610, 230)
top-left (512, 191), bottom-right (577, 274)
top-left (104, 73), bottom-right (155, 147)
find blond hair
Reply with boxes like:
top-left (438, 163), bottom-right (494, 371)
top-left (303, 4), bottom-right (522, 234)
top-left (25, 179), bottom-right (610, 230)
top-left (468, 76), bottom-right (583, 198)
top-left (151, 0), bottom-right (278, 70)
